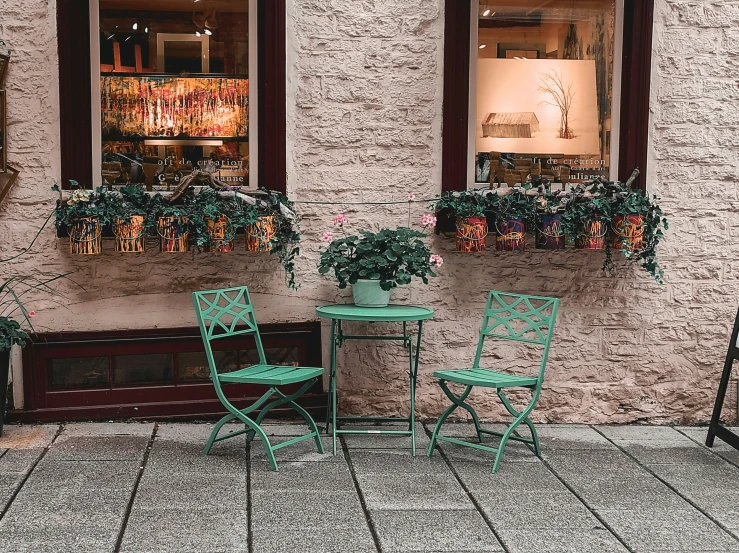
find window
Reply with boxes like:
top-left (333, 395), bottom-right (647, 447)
top-left (442, 0), bottom-right (655, 192)
top-left (19, 323), bottom-right (322, 420)
top-left (56, 0), bottom-right (286, 193)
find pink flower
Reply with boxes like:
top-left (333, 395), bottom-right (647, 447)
top-left (28, 311), bottom-right (35, 318)
top-left (421, 214), bottom-right (437, 228)
top-left (332, 214), bottom-right (348, 228)
top-left (408, 192), bottom-right (416, 201)
top-left (430, 254), bottom-right (444, 268)
top-left (322, 231), bottom-right (333, 242)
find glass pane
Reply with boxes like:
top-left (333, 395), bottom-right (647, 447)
top-left (114, 353), bottom-right (173, 385)
top-left (98, 0), bottom-right (251, 190)
top-left (241, 347), bottom-right (300, 367)
top-left (49, 357), bottom-right (110, 390)
top-left (178, 350), bottom-right (238, 382)
top-left (474, 1), bottom-right (616, 188)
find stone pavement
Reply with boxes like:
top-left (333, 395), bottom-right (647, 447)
top-left (0, 422), bottom-right (738, 553)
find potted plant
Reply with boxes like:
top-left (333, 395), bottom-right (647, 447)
top-left (432, 192), bottom-right (487, 252)
top-left (108, 185), bottom-right (149, 253)
top-left (318, 227), bottom-right (441, 307)
top-left (147, 191), bottom-right (192, 253)
top-left (189, 188), bottom-right (240, 253)
top-left (611, 186), bottom-right (668, 283)
top-left (53, 182), bottom-right (112, 255)
top-left (562, 181), bottom-right (612, 251)
top-left (261, 190), bottom-right (301, 290)
top-left (0, 274), bottom-right (69, 436)
top-left (485, 187), bottom-right (536, 252)
top-left (532, 179), bottom-right (567, 250)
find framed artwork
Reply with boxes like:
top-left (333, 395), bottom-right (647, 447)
top-left (0, 90), bottom-right (5, 173)
top-left (0, 165), bottom-right (19, 206)
top-left (0, 51), bottom-right (8, 86)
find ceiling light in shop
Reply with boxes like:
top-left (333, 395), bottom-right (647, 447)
top-left (482, 9), bottom-right (491, 16)
top-left (204, 29), bottom-right (212, 35)
top-left (195, 31), bottom-right (201, 36)
top-left (479, 44), bottom-right (487, 49)
top-left (133, 22), bottom-right (138, 30)
top-left (145, 27), bottom-right (148, 33)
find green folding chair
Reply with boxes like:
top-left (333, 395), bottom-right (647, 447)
top-left (192, 286), bottom-right (324, 471)
top-left (428, 290), bottom-right (559, 473)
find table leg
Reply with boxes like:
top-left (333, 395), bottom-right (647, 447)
top-left (325, 319), bottom-right (336, 434)
top-left (409, 321), bottom-right (424, 456)
top-left (331, 319), bottom-right (339, 455)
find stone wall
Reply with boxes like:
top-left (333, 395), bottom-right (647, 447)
top-left (0, 0), bottom-right (736, 423)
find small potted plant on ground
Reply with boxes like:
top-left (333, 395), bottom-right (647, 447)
top-left (485, 187), bottom-right (536, 252)
top-left (109, 185), bottom-right (150, 253)
top-left (53, 182), bottom-right (112, 255)
top-left (318, 226), bottom-right (441, 307)
top-left (432, 192), bottom-right (487, 252)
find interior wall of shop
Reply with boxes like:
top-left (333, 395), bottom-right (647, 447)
top-left (0, 0), bottom-right (736, 423)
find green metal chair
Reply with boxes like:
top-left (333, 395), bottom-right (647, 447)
top-left (428, 290), bottom-right (559, 473)
top-left (192, 286), bottom-right (324, 471)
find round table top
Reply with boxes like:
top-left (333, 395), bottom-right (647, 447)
top-left (316, 304), bottom-right (434, 322)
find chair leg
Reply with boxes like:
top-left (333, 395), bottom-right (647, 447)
top-left (204, 387), bottom-right (276, 455)
top-left (497, 389), bottom-right (541, 456)
top-left (246, 380), bottom-right (324, 455)
top-left (492, 390), bottom-right (541, 474)
top-left (427, 382), bottom-right (476, 457)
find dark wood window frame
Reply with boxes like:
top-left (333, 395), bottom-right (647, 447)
top-left (56, 0), bottom-right (287, 194)
top-left (442, 0), bottom-right (655, 192)
top-left (11, 322), bottom-right (324, 422)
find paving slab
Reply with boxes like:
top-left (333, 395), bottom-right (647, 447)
top-left (677, 426), bottom-right (739, 466)
top-left (46, 435), bottom-right (150, 461)
top-left (0, 425), bottom-right (59, 449)
top-left (355, 470), bottom-right (473, 511)
top-left (596, 425), bottom-right (688, 445)
top-left (250, 435), bottom-right (337, 463)
top-left (251, 459), bottom-right (354, 492)
top-left (251, 525), bottom-right (376, 553)
top-left (495, 526), bottom-right (630, 553)
top-left (435, 437), bottom-right (538, 465)
top-left (596, 507), bottom-right (739, 552)
top-left (120, 507), bottom-right (248, 553)
top-left (57, 422), bottom-right (155, 439)
top-left (536, 425), bottom-right (614, 450)
top-left (0, 448), bottom-right (43, 475)
top-left (348, 448), bottom-right (451, 475)
top-left (474, 490), bottom-right (603, 530)
top-left (134, 472), bottom-right (246, 510)
top-left (453, 457), bottom-right (568, 495)
top-left (371, 509), bottom-right (502, 552)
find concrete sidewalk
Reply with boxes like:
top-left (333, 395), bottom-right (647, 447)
top-left (0, 422), bottom-right (738, 553)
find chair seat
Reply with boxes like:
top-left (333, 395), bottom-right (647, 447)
top-left (219, 364), bottom-right (324, 386)
top-left (433, 368), bottom-right (538, 388)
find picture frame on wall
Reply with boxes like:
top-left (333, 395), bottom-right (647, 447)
top-left (0, 52), bottom-right (8, 86)
top-left (0, 90), bottom-right (5, 173)
top-left (0, 165), bottom-right (19, 206)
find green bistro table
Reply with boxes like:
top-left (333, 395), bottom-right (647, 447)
top-left (316, 304), bottom-right (435, 456)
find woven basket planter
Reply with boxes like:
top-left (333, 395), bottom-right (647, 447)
top-left (576, 216), bottom-right (608, 250)
top-left (157, 216), bottom-right (189, 253)
top-left (245, 215), bottom-right (275, 252)
top-left (69, 217), bottom-right (102, 255)
top-left (204, 215), bottom-right (233, 253)
top-left (535, 214), bottom-right (566, 250)
top-left (455, 217), bottom-right (487, 252)
top-left (612, 214), bottom-right (644, 251)
top-left (495, 218), bottom-right (526, 252)
top-left (113, 215), bottom-right (145, 253)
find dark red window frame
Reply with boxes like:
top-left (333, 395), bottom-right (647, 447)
top-left (12, 322), bottom-right (323, 422)
top-left (56, 0), bottom-right (287, 194)
top-left (442, 0), bottom-right (655, 192)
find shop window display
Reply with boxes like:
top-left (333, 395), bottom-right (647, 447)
top-left (97, 0), bottom-right (251, 190)
top-left (472, 1), bottom-right (618, 188)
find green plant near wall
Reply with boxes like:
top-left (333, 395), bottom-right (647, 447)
top-left (52, 182), bottom-right (114, 228)
top-left (484, 186), bottom-right (537, 227)
top-left (185, 188), bottom-right (243, 249)
top-left (612, 186), bottom-right (668, 283)
top-left (318, 227), bottom-right (436, 291)
top-left (256, 188), bottom-right (301, 291)
top-left (432, 191), bottom-right (487, 221)
top-left (106, 185), bottom-right (150, 224)
top-left (560, 180), bottom-right (614, 244)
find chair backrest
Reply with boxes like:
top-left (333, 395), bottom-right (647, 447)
top-left (192, 286), bottom-right (267, 369)
top-left (473, 290), bottom-right (559, 378)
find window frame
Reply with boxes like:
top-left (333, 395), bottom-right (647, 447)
top-left (56, 0), bottom-right (287, 194)
top-left (442, 0), bottom-right (654, 192)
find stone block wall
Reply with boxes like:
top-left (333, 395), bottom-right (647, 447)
top-left (0, 0), bottom-right (736, 423)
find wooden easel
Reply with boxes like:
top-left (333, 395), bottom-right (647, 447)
top-left (706, 306), bottom-right (739, 450)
